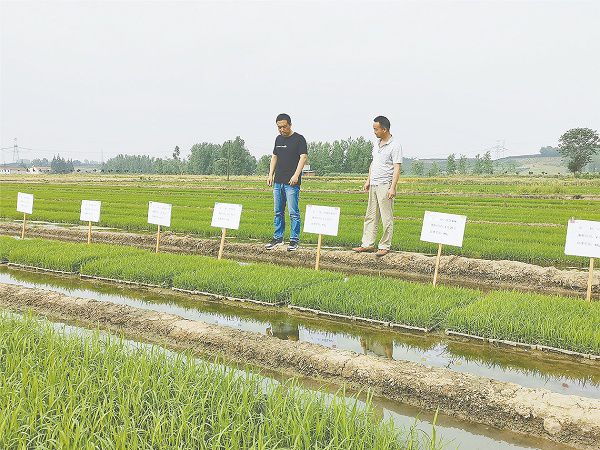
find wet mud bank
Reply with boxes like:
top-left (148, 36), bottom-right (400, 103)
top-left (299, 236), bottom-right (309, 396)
top-left (1, 282), bottom-right (598, 449)
top-left (0, 221), bottom-right (596, 297)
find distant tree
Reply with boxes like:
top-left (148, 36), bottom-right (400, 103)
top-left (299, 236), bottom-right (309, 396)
top-left (427, 161), bottom-right (439, 177)
top-left (215, 137), bottom-right (256, 179)
top-left (482, 151), bottom-right (493, 174)
top-left (172, 145), bottom-right (180, 160)
top-left (256, 154), bottom-right (271, 175)
top-left (411, 159), bottom-right (424, 176)
top-left (50, 155), bottom-right (73, 174)
top-left (187, 142), bottom-right (220, 174)
top-left (344, 137), bottom-right (372, 173)
top-left (472, 154), bottom-right (483, 175)
top-left (558, 128), bottom-right (600, 175)
top-left (457, 154), bottom-right (468, 174)
top-left (446, 154), bottom-right (456, 175)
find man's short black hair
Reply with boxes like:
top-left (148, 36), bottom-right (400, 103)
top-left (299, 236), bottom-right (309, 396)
top-left (276, 113), bottom-right (292, 124)
top-left (374, 115), bottom-right (390, 130)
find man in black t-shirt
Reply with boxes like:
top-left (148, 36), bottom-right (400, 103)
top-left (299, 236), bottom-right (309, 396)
top-left (265, 113), bottom-right (308, 251)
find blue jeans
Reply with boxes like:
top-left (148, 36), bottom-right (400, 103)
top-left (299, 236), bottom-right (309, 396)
top-left (273, 182), bottom-right (301, 242)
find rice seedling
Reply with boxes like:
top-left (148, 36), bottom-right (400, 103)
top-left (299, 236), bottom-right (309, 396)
top-left (6, 239), bottom-right (143, 272)
top-left (446, 291), bottom-right (600, 355)
top-left (2, 176), bottom-right (599, 265)
top-left (0, 312), bottom-right (437, 449)
top-left (290, 275), bottom-right (481, 329)
top-left (172, 262), bottom-right (344, 304)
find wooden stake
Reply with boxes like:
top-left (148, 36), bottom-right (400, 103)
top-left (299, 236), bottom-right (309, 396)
top-left (218, 228), bottom-right (227, 260)
top-left (586, 257), bottom-right (594, 302)
top-left (21, 213), bottom-right (27, 239)
top-left (433, 243), bottom-right (443, 286)
top-left (87, 221), bottom-right (92, 244)
top-left (155, 225), bottom-right (161, 253)
top-left (315, 234), bottom-right (323, 271)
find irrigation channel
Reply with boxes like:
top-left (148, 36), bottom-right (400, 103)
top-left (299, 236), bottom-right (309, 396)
top-left (0, 266), bottom-right (598, 449)
top-left (0, 293), bottom-right (571, 449)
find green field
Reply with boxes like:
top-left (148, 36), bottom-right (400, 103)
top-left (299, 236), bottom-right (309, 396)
top-left (2, 236), bottom-right (599, 354)
top-left (0, 312), bottom-right (433, 449)
top-left (1, 175), bottom-right (600, 266)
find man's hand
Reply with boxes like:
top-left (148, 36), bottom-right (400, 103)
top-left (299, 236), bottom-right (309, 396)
top-left (363, 180), bottom-right (370, 192)
top-left (267, 175), bottom-right (273, 187)
top-left (289, 174), bottom-right (299, 185)
top-left (387, 187), bottom-right (396, 199)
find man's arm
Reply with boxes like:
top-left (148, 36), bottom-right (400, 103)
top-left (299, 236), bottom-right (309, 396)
top-left (363, 163), bottom-right (372, 191)
top-left (387, 163), bottom-right (401, 199)
top-left (267, 155), bottom-right (278, 186)
top-left (289, 154), bottom-right (308, 185)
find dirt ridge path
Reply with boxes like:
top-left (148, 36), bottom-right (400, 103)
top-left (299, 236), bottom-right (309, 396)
top-left (0, 221), bottom-right (596, 297)
top-left (0, 283), bottom-right (598, 449)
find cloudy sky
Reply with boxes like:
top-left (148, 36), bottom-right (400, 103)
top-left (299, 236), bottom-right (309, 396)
top-left (1, 0), bottom-right (599, 163)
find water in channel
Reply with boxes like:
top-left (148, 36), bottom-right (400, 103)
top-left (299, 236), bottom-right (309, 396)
top-left (1, 309), bottom-right (572, 450)
top-left (0, 265), bottom-right (598, 404)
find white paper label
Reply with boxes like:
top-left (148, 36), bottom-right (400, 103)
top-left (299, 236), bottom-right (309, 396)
top-left (147, 201), bottom-right (172, 227)
top-left (420, 211), bottom-right (467, 247)
top-left (17, 192), bottom-right (33, 215)
top-left (211, 202), bottom-right (243, 230)
top-left (303, 205), bottom-right (340, 236)
top-left (565, 219), bottom-right (600, 258)
top-left (80, 200), bottom-right (101, 222)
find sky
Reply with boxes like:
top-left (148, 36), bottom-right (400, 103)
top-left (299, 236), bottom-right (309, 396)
top-left (1, 0), bottom-right (599, 163)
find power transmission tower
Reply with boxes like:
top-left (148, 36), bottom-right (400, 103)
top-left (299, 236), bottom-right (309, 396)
top-left (494, 140), bottom-right (506, 160)
top-left (13, 138), bottom-right (19, 163)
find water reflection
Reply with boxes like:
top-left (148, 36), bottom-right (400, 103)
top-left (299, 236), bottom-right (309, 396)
top-left (1, 265), bottom-right (598, 400)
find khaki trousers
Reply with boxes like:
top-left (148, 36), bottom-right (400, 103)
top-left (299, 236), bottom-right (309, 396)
top-left (360, 184), bottom-right (394, 250)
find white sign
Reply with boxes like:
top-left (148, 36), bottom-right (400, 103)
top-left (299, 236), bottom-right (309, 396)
top-left (211, 202), bottom-right (243, 230)
top-left (565, 219), bottom-right (600, 258)
top-left (80, 200), bottom-right (101, 222)
top-left (17, 192), bottom-right (34, 215)
top-left (420, 211), bottom-right (467, 247)
top-left (303, 205), bottom-right (340, 236)
top-left (147, 201), bottom-right (172, 227)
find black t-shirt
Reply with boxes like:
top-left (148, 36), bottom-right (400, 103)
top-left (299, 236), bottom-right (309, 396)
top-left (273, 132), bottom-right (308, 185)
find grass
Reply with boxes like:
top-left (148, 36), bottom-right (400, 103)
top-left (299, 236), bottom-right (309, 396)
top-left (2, 175), bottom-right (600, 266)
top-left (290, 276), bottom-right (480, 329)
top-left (446, 291), bottom-right (600, 355)
top-left (0, 312), bottom-right (437, 449)
top-left (1, 235), bottom-right (599, 354)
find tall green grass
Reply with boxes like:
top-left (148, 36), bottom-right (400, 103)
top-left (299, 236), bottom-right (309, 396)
top-left (291, 276), bottom-right (480, 329)
top-left (172, 264), bottom-right (344, 303)
top-left (1, 178), bottom-right (598, 265)
top-left (0, 313), bottom-right (435, 449)
top-left (446, 291), bottom-right (600, 355)
top-left (1, 236), bottom-right (599, 354)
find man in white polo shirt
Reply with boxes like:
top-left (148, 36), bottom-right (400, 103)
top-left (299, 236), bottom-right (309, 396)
top-left (352, 116), bottom-right (402, 257)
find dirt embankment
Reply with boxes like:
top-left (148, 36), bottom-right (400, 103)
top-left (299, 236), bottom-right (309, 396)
top-left (0, 221), bottom-right (595, 297)
top-left (0, 283), bottom-right (598, 449)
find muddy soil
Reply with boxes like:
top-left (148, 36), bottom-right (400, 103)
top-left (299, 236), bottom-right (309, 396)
top-left (1, 221), bottom-right (596, 297)
top-left (0, 282), bottom-right (598, 449)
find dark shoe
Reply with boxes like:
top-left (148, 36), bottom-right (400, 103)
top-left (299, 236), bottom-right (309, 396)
top-left (265, 238), bottom-right (283, 250)
top-left (352, 246), bottom-right (375, 253)
top-left (287, 241), bottom-right (299, 251)
top-left (375, 249), bottom-right (390, 257)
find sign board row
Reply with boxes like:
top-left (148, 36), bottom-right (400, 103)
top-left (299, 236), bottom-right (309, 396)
top-left (15, 191), bottom-right (600, 259)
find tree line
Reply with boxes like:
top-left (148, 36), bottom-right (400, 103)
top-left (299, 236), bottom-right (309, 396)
top-left (102, 136), bottom-right (374, 176)
top-left (98, 127), bottom-right (599, 177)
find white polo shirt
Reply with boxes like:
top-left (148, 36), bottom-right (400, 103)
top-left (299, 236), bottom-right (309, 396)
top-left (370, 135), bottom-right (403, 185)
